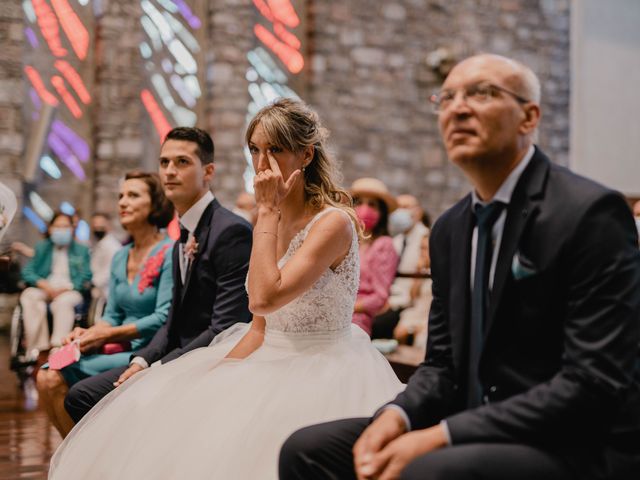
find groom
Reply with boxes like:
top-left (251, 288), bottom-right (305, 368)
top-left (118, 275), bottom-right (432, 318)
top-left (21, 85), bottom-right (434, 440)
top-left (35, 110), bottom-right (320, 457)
top-left (64, 127), bottom-right (252, 422)
top-left (280, 54), bottom-right (640, 479)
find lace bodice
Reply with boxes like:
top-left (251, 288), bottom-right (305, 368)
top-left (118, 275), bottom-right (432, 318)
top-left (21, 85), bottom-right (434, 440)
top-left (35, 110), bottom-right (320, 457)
top-left (264, 208), bottom-right (359, 333)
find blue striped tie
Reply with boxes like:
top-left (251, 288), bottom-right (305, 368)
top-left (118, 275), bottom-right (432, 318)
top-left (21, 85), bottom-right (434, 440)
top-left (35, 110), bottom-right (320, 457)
top-left (467, 201), bottom-right (505, 408)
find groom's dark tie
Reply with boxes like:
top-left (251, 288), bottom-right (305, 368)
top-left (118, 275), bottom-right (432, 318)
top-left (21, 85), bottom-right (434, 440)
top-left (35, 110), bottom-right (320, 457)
top-left (179, 224), bottom-right (189, 283)
top-left (467, 201), bottom-right (505, 408)
top-left (179, 225), bottom-right (189, 244)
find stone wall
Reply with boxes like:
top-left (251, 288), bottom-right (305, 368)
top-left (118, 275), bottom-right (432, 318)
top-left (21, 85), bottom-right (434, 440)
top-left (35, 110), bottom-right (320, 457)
top-left (0, 2), bottom-right (26, 245)
top-left (4, 0), bottom-right (570, 238)
top-left (205, 0), bottom-right (253, 200)
top-left (92, 0), bottom-right (146, 216)
top-left (307, 0), bottom-right (571, 217)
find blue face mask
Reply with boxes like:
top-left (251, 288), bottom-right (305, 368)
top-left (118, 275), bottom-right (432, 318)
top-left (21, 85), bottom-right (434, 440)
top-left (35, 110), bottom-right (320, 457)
top-left (50, 228), bottom-right (73, 247)
top-left (388, 208), bottom-right (414, 236)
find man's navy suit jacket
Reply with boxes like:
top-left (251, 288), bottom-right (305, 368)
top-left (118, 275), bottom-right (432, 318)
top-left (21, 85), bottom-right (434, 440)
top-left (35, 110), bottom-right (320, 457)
top-left (391, 148), bottom-right (640, 478)
top-left (135, 198), bottom-right (252, 365)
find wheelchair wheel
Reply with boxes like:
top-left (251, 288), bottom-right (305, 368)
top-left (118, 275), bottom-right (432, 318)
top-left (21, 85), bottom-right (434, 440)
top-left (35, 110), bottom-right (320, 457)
top-left (9, 303), bottom-right (37, 384)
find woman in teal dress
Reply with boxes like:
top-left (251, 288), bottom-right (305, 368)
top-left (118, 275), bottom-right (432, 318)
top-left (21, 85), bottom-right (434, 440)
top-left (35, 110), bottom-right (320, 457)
top-left (37, 171), bottom-right (175, 437)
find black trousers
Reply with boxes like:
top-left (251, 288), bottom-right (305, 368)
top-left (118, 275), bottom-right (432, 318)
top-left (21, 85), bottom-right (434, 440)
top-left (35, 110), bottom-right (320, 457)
top-left (279, 418), bottom-right (578, 480)
top-left (371, 308), bottom-right (402, 340)
top-left (64, 365), bottom-right (127, 423)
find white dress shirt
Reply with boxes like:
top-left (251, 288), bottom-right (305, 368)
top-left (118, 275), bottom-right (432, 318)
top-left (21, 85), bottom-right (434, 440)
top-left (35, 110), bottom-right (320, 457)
top-left (47, 247), bottom-right (73, 290)
top-left (91, 233), bottom-right (122, 297)
top-left (131, 190), bottom-right (214, 370)
top-left (178, 190), bottom-right (215, 283)
top-left (386, 145), bottom-right (535, 441)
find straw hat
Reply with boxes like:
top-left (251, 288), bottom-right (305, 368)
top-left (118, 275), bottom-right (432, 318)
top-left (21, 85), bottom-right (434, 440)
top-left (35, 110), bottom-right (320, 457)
top-left (350, 177), bottom-right (397, 212)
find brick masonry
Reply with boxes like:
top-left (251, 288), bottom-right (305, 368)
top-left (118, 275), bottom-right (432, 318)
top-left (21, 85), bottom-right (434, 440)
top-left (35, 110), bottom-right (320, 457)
top-left (2, 0), bottom-right (570, 239)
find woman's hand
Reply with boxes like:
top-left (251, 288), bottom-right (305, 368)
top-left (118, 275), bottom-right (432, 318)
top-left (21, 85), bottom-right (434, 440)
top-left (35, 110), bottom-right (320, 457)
top-left (253, 153), bottom-right (301, 211)
top-left (62, 326), bottom-right (86, 345)
top-left (77, 325), bottom-right (111, 353)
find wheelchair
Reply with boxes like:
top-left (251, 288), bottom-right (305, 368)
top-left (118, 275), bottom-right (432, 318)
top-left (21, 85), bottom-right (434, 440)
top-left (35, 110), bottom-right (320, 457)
top-left (9, 288), bottom-right (93, 388)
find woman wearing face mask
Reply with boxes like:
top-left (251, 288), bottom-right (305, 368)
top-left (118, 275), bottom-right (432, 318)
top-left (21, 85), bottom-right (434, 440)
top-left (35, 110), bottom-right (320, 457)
top-left (351, 178), bottom-right (399, 336)
top-left (20, 212), bottom-right (92, 355)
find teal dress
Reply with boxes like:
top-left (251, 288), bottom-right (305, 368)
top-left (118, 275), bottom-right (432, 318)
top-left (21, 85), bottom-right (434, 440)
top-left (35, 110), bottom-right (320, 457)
top-left (60, 236), bottom-right (174, 385)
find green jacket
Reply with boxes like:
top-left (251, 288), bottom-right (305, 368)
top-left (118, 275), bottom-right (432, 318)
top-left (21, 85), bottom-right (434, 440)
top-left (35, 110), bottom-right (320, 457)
top-left (22, 239), bottom-right (92, 294)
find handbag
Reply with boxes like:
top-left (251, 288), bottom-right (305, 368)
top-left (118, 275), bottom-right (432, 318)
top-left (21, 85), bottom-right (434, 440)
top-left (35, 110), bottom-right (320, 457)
top-left (100, 342), bottom-right (131, 354)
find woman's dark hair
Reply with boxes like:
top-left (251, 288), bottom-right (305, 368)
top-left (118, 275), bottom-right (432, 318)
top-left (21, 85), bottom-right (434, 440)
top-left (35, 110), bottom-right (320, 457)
top-left (45, 211), bottom-right (74, 239)
top-left (124, 171), bottom-right (174, 228)
top-left (421, 210), bottom-right (432, 229)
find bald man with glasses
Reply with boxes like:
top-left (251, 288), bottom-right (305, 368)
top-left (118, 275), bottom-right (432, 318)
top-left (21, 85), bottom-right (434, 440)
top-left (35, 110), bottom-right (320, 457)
top-left (279, 54), bottom-right (640, 480)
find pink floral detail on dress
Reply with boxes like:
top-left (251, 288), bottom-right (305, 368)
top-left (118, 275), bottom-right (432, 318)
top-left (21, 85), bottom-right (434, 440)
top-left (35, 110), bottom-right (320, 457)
top-left (184, 236), bottom-right (199, 262)
top-left (138, 244), bottom-right (171, 294)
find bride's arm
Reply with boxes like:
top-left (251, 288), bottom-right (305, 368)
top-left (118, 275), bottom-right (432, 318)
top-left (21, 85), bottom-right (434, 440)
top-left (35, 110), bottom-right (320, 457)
top-left (225, 316), bottom-right (265, 359)
top-left (248, 209), bottom-right (352, 315)
top-left (249, 152), bottom-right (352, 315)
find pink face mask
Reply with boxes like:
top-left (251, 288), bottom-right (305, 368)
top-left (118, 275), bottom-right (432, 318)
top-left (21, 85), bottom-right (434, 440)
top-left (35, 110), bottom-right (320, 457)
top-left (355, 204), bottom-right (381, 231)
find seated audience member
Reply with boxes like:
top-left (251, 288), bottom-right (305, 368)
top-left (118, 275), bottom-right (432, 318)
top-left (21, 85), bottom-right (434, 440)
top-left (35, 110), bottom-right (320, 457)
top-left (62, 126), bottom-right (252, 425)
top-left (373, 194), bottom-right (429, 339)
top-left (233, 191), bottom-right (257, 225)
top-left (351, 178), bottom-right (399, 336)
top-left (20, 212), bottom-right (92, 355)
top-left (37, 172), bottom-right (174, 438)
top-left (89, 212), bottom-right (122, 300)
top-left (393, 233), bottom-right (431, 349)
top-left (280, 53), bottom-right (640, 480)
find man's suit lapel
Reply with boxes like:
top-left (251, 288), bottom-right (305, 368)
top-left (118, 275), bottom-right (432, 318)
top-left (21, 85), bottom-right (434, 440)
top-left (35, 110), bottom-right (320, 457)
top-left (166, 241), bottom-right (182, 333)
top-left (180, 199), bottom-right (216, 304)
top-left (484, 149), bottom-right (549, 339)
top-left (450, 196), bottom-right (474, 371)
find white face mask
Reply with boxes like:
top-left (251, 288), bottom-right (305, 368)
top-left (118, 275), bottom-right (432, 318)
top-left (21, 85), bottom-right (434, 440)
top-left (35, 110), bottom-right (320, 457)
top-left (388, 208), bottom-right (414, 236)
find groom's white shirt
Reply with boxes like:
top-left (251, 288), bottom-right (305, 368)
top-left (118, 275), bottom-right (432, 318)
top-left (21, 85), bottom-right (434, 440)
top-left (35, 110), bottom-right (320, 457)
top-left (130, 190), bottom-right (215, 370)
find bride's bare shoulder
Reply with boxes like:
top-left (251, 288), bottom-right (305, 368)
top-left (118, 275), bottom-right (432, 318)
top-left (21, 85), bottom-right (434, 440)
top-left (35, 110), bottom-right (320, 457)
top-left (307, 208), bottom-right (354, 244)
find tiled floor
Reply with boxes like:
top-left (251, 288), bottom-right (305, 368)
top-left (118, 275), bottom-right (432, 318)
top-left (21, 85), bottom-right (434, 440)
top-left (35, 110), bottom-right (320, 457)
top-left (0, 335), bottom-right (60, 480)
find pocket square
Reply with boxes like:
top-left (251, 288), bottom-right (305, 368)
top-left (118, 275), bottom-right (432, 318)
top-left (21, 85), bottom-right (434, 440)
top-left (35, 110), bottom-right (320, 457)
top-left (511, 252), bottom-right (537, 280)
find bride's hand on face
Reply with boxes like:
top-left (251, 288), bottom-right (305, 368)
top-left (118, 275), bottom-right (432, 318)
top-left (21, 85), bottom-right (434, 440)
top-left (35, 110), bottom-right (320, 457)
top-left (253, 152), bottom-right (302, 211)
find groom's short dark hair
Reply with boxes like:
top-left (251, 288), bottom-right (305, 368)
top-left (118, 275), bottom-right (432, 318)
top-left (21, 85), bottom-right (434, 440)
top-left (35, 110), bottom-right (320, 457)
top-left (164, 127), bottom-right (214, 165)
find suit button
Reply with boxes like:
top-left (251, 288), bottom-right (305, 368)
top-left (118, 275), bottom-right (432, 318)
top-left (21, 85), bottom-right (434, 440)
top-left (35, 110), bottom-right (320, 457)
top-left (489, 385), bottom-right (498, 393)
top-left (482, 394), bottom-right (489, 404)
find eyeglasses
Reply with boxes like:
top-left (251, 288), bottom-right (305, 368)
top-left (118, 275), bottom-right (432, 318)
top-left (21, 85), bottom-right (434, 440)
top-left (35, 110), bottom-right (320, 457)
top-left (429, 82), bottom-right (530, 114)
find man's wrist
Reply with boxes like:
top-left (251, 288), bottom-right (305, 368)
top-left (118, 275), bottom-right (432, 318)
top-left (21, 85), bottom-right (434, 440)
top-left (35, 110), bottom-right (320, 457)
top-left (379, 406), bottom-right (410, 434)
top-left (130, 356), bottom-right (149, 369)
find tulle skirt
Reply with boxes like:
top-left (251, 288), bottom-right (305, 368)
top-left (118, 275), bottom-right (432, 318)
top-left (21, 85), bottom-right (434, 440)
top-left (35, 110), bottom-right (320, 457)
top-left (50, 323), bottom-right (404, 479)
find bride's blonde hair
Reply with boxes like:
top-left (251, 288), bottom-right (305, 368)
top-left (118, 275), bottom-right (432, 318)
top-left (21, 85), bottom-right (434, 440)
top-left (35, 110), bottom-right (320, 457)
top-left (246, 98), bottom-right (363, 239)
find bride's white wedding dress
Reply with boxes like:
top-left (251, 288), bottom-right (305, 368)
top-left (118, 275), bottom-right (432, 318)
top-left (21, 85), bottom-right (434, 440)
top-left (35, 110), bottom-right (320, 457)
top-left (50, 208), bottom-right (405, 479)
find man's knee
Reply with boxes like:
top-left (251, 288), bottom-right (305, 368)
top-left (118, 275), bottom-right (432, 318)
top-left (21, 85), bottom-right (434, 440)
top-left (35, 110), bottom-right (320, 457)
top-left (280, 425), bottom-right (318, 466)
top-left (64, 381), bottom-right (93, 422)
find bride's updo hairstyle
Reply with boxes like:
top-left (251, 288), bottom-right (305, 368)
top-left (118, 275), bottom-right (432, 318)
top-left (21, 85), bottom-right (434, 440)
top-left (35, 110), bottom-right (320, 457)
top-left (246, 98), bottom-right (363, 238)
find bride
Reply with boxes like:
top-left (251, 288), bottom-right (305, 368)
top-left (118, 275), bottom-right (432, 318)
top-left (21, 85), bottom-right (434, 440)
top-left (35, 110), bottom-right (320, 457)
top-left (49, 98), bottom-right (404, 479)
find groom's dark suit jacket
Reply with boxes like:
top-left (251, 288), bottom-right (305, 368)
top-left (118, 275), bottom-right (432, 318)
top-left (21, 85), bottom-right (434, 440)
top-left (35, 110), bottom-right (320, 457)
top-left (391, 148), bottom-right (640, 478)
top-left (134, 198), bottom-right (252, 365)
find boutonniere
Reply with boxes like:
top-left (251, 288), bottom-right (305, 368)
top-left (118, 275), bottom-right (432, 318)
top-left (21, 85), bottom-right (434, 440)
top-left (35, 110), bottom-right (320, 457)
top-left (184, 236), bottom-right (199, 262)
top-left (138, 244), bottom-right (171, 293)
